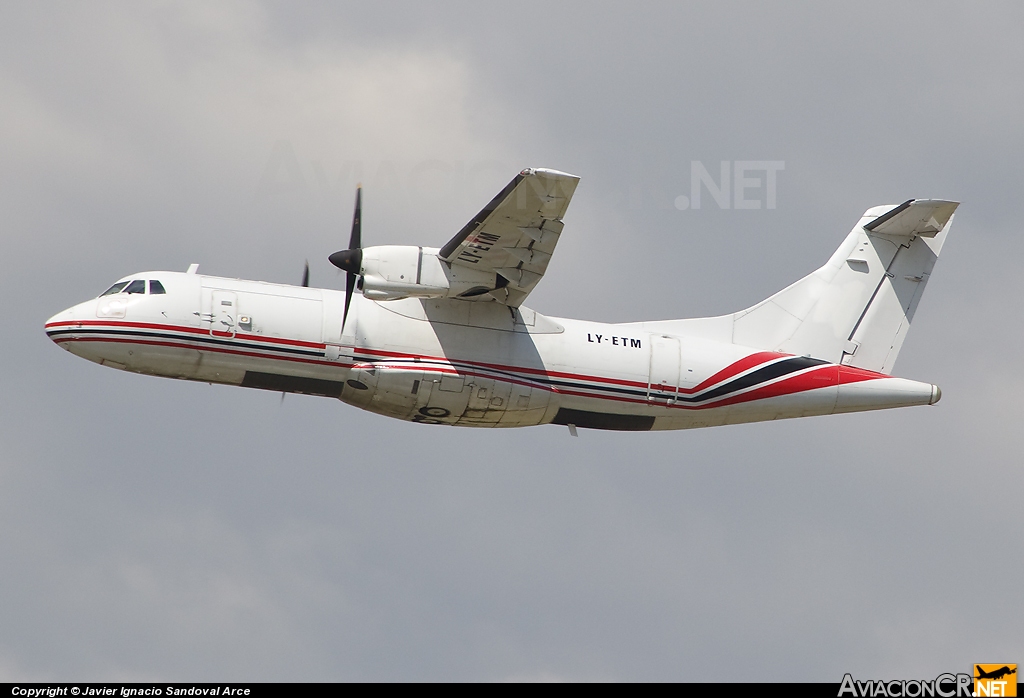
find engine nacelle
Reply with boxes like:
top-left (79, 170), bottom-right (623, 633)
top-left (358, 246), bottom-right (504, 301)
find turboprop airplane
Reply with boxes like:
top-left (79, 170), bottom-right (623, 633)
top-left (45, 168), bottom-right (957, 432)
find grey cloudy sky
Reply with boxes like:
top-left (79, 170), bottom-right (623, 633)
top-left (2, 0), bottom-right (1022, 681)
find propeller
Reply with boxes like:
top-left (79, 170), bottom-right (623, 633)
top-left (301, 260), bottom-right (309, 287)
top-left (329, 186), bottom-right (363, 332)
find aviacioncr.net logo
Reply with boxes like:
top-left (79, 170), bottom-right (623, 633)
top-left (974, 665), bottom-right (1017, 697)
top-left (838, 673), bottom-right (973, 697)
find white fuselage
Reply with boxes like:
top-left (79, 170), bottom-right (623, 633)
top-left (45, 270), bottom-right (940, 432)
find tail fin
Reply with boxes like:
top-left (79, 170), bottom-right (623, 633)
top-left (728, 200), bottom-right (958, 373)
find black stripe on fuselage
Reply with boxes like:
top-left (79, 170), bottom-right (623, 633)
top-left (46, 327), bottom-right (324, 358)
top-left (469, 355), bottom-right (826, 404)
top-left (366, 354), bottom-right (828, 404)
top-left (52, 329), bottom-right (829, 404)
top-left (677, 356), bottom-right (829, 403)
top-left (367, 356), bottom-right (649, 398)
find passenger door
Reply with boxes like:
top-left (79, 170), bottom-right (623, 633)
top-left (210, 291), bottom-right (238, 337)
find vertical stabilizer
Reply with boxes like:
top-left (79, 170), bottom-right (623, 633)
top-left (726, 200), bottom-right (958, 372)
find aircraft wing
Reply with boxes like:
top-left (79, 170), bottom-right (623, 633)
top-left (439, 167), bottom-right (580, 307)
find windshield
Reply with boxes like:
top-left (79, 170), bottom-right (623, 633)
top-left (99, 282), bottom-right (129, 297)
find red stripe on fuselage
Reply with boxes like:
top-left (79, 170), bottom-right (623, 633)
top-left (45, 319), bottom-right (324, 349)
top-left (349, 345), bottom-right (652, 389)
top-left (706, 363), bottom-right (877, 409)
top-left (680, 351), bottom-right (789, 393)
top-left (50, 320), bottom-right (889, 409)
top-left (50, 320), bottom-right (797, 393)
top-left (54, 335), bottom-right (348, 368)
top-left (838, 364), bottom-right (889, 383)
top-left (349, 346), bottom-right (793, 395)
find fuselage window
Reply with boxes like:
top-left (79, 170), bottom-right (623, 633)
top-left (124, 280), bottom-right (146, 294)
top-left (100, 282), bottom-right (129, 297)
top-left (149, 280), bottom-right (167, 294)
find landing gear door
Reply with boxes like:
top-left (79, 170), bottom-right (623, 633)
top-left (648, 334), bottom-right (681, 403)
top-left (415, 369), bottom-right (470, 424)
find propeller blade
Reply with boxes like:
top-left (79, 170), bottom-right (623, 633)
top-left (330, 185), bottom-right (364, 333)
top-left (349, 186), bottom-right (361, 250)
top-left (301, 260), bottom-right (309, 287)
top-left (329, 186), bottom-right (364, 274)
top-left (342, 268), bottom-right (357, 331)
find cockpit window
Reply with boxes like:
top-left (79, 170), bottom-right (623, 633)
top-left (100, 282), bottom-right (129, 296)
top-left (124, 280), bottom-right (146, 294)
top-left (149, 280), bottom-right (166, 294)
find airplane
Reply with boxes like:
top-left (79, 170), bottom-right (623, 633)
top-left (45, 167), bottom-right (957, 433)
top-left (976, 666), bottom-right (1017, 681)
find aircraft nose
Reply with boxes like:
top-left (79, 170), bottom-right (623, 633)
top-left (45, 307), bottom-right (75, 344)
top-left (45, 300), bottom-right (95, 345)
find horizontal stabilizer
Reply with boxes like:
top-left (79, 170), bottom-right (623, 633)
top-left (864, 199), bottom-right (959, 238)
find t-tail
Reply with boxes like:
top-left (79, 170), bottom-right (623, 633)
top-left (667, 199), bottom-right (958, 374)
